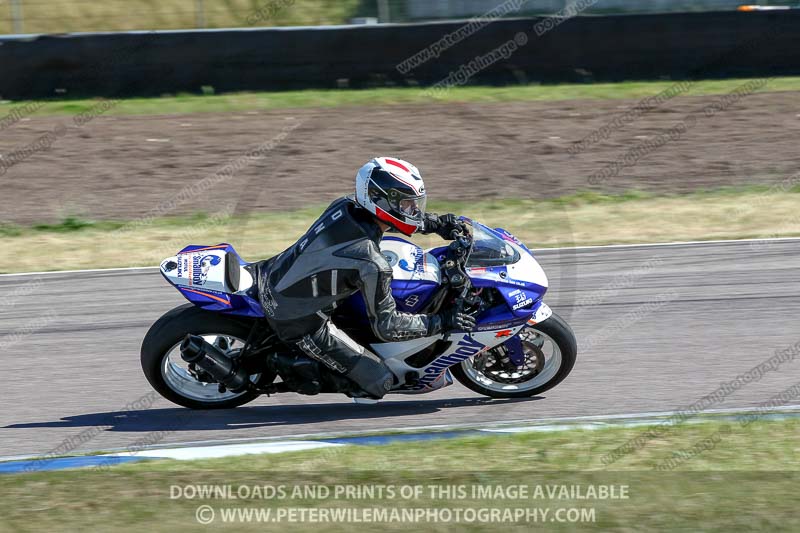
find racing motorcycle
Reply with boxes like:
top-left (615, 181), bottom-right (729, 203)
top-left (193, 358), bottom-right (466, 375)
top-left (141, 219), bottom-right (577, 409)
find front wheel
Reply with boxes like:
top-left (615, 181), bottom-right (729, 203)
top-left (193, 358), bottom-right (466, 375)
top-left (141, 304), bottom-right (270, 409)
top-left (452, 312), bottom-right (577, 398)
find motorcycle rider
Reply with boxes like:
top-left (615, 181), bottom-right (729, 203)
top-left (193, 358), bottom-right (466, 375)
top-left (257, 157), bottom-right (476, 399)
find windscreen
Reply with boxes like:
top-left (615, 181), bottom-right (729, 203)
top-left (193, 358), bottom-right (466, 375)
top-left (466, 224), bottom-right (520, 267)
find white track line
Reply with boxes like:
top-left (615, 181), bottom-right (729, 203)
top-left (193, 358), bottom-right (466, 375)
top-left (4, 404), bottom-right (799, 464)
top-left (0, 266), bottom-right (157, 278)
top-left (2, 236), bottom-right (798, 278)
top-left (65, 403), bottom-right (800, 458)
top-left (114, 440), bottom-right (344, 461)
top-left (0, 454), bottom-right (39, 462)
top-left (538, 236), bottom-right (800, 252)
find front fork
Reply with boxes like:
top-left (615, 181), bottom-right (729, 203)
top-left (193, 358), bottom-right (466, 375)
top-left (504, 301), bottom-right (552, 366)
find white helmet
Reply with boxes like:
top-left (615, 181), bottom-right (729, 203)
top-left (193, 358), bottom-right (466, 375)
top-left (355, 157), bottom-right (427, 236)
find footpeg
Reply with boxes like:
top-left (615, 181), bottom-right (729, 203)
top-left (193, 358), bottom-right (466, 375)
top-left (272, 353), bottom-right (322, 395)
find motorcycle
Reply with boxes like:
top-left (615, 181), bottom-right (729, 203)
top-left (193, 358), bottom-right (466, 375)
top-left (141, 219), bottom-right (577, 409)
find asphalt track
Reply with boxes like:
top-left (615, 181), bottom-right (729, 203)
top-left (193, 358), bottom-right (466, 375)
top-left (2, 239), bottom-right (798, 458)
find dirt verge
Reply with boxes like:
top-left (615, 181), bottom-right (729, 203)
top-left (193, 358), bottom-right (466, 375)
top-left (1, 92), bottom-right (798, 224)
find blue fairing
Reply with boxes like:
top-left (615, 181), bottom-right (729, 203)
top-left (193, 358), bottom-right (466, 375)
top-left (166, 221), bottom-right (546, 331)
top-left (177, 286), bottom-right (265, 318)
top-left (163, 243), bottom-right (265, 318)
top-left (459, 222), bottom-right (547, 329)
top-left (343, 222), bottom-right (547, 331)
top-left (338, 281), bottom-right (439, 329)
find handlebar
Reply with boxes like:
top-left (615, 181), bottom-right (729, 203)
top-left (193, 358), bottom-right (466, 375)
top-left (428, 222), bottom-right (483, 321)
top-left (442, 224), bottom-right (474, 304)
top-left (449, 223), bottom-right (486, 318)
top-left (449, 223), bottom-right (472, 251)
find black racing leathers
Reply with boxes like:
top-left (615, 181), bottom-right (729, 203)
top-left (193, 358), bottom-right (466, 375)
top-left (257, 196), bottom-right (443, 398)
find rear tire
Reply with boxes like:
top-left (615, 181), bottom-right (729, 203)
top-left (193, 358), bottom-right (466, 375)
top-left (452, 312), bottom-right (577, 398)
top-left (141, 304), bottom-right (267, 409)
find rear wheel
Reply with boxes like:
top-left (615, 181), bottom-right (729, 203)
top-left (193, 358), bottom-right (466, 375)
top-left (452, 312), bottom-right (577, 398)
top-left (141, 304), bottom-right (270, 409)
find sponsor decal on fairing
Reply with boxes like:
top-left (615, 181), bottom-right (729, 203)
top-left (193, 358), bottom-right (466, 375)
top-left (398, 247), bottom-right (425, 274)
top-left (189, 254), bottom-right (222, 286)
top-left (404, 294), bottom-right (420, 308)
top-left (411, 334), bottom-right (487, 390)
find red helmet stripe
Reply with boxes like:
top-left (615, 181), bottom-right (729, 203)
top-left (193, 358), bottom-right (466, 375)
top-left (375, 206), bottom-right (417, 236)
top-left (387, 172), bottom-right (422, 195)
top-left (385, 158), bottom-right (410, 172)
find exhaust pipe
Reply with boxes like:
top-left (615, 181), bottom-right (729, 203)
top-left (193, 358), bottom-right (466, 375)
top-left (180, 334), bottom-right (251, 392)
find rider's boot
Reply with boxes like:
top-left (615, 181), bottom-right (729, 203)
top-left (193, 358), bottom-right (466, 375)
top-left (345, 352), bottom-right (395, 399)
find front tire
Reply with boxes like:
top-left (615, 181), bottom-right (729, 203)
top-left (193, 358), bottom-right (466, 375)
top-left (141, 304), bottom-right (267, 409)
top-left (452, 312), bottom-right (577, 398)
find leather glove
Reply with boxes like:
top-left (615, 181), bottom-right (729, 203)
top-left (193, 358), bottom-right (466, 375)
top-left (438, 307), bottom-right (477, 333)
top-left (423, 213), bottom-right (464, 239)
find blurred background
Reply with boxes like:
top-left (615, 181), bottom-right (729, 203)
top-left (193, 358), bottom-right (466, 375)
top-left (1, 0), bottom-right (799, 269)
top-left (1, 0), bottom-right (799, 34)
top-left (1, 3), bottom-right (799, 529)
